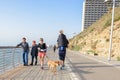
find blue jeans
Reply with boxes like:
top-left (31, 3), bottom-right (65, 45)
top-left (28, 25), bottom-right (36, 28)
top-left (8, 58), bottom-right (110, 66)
top-left (23, 52), bottom-right (28, 65)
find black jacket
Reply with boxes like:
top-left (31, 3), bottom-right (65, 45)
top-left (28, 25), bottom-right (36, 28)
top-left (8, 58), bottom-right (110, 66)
top-left (31, 45), bottom-right (38, 56)
top-left (17, 42), bottom-right (29, 52)
top-left (37, 43), bottom-right (47, 52)
top-left (57, 34), bottom-right (69, 47)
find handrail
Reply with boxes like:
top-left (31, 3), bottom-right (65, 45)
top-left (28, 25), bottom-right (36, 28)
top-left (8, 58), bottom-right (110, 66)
top-left (0, 47), bottom-right (23, 74)
top-left (0, 46), bottom-right (32, 49)
top-left (0, 46), bottom-right (20, 48)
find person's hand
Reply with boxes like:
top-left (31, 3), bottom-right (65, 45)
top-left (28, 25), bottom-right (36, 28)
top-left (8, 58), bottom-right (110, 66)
top-left (38, 48), bottom-right (40, 51)
top-left (56, 44), bottom-right (58, 48)
top-left (16, 46), bottom-right (19, 48)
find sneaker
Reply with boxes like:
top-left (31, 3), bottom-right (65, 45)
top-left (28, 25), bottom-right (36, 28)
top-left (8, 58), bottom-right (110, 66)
top-left (41, 67), bottom-right (44, 70)
top-left (35, 63), bottom-right (37, 65)
top-left (30, 64), bottom-right (33, 66)
top-left (62, 65), bottom-right (65, 67)
top-left (60, 66), bottom-right (63, 70)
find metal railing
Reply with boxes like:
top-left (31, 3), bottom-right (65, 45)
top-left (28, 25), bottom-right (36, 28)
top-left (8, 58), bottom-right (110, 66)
top-left (0, 47), bottom-right (23, 74)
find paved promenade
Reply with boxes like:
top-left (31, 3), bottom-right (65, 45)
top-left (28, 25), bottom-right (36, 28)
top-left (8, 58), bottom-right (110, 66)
top-left (0, 50), bottom-right (72, 80)
top-left (0, 49), bottom-right (120, 80)
top-left (66, 50), bottom-right (120, 80)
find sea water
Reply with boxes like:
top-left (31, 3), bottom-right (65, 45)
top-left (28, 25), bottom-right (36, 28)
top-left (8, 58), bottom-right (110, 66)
top-left (0, 48), bottom-right (23, 74)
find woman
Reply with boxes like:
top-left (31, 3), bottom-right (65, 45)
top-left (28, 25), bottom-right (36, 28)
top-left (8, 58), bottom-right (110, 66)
top-left (38, 38), bottom-right (47, 69)
top-left (30, 41), bottom-right (38, 66)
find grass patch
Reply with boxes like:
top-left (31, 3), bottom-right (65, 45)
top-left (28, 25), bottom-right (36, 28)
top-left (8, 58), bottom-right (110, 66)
top-left (91, 40), bottom-right (98, 50)
top-left (87, 50), bottom-right (98, 56)
top-left (71, 41), bottom-right (86, 51)
top-left (72, 45), bottom-right (81, 51)
top-left (114, 16), bottom-right (120, 22)
top-left (106, 38), bottom-right (109, 42)
top-left (117, 56), bottom-right (120, 61)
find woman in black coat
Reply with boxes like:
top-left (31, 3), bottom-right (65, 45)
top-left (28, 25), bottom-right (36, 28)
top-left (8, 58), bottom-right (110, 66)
top-left (30, 41), bottom-right (38, 65)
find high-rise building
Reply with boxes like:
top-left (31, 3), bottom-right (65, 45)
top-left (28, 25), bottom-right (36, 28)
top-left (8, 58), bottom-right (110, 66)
top-left (82, 0), bottom-right (120, 31)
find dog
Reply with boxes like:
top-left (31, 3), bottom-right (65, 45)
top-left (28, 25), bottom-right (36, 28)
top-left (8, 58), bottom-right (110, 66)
top-left (47, 60), bottom-right (60, 73)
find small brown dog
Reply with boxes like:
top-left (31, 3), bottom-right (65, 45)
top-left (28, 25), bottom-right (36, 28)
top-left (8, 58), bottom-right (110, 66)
top-left (47, 60), bottom-right (60, 73)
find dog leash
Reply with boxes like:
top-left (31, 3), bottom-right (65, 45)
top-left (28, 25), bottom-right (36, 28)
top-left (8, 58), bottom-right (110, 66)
top-left (45, 55), bottom-right (50, 60)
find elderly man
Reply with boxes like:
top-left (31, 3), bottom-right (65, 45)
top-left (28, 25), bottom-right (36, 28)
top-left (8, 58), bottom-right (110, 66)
top-left (57, 30), bottom-right (69, 69)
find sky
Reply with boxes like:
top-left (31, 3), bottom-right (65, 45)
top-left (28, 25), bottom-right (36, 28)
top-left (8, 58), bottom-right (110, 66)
top-left (0, 0), bottom-right (83, 46)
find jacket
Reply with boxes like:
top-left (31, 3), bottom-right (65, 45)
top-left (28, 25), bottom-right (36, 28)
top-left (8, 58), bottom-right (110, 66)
top-left (37, 43), bottom-right (47, 52)
top-left (17, 42), bottom-right (29, 52)
top-left (57, 34), bottom-right (69, 47)
top-left (31, 45), bottom-right (38, 56)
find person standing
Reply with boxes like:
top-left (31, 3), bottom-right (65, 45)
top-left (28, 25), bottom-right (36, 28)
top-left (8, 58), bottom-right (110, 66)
top-left (30, 41), bottom-right (38, 66)
top-left (16, 37), bottom-right (29, 66)
top-left (57, 30), bottom-right (69, 69)
top-left (37, 38), bottom-right (47, 69)
top-left (53, 45), bottom-right (56, 53)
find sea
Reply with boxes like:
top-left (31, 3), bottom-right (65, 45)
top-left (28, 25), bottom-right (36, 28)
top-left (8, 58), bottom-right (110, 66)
top-left (0, 47), bottom-right (52, 74)
top-left (0, 48), bottom-right (23, 74)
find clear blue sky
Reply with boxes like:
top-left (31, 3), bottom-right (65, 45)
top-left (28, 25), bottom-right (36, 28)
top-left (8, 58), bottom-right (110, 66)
top-left (0, 0), bottom-right (83, 46)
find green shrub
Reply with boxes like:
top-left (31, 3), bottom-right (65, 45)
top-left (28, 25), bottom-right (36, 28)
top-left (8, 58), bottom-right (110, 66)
top-left (117, 56), bottom-right (120, 61)
top-left (104, 20), bottom-right (111, 27)
top-left (91, 40), bottom-right (98, 50)
top-left (106, 38), bottom-right (109, 42)
top-left (73, 45), bottom-right (81, 51)
top-left (87, 50), bottom-right (98, 56)
top-left (114, 16), bottom-right (120, 22)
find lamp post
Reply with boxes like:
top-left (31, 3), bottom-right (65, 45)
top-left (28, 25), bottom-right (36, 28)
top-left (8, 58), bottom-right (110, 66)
top-left (105, 0), bottom-right (115, 61)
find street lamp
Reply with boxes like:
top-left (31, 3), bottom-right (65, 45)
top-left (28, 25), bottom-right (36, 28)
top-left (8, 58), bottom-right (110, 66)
top-left (104, 0), bottom-right (115, 61)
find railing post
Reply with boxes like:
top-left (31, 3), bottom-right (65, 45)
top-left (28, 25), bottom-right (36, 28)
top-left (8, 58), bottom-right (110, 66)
top-left (3, 49), bottom-right (6, 73)
top-left (12, 48), bottom-right (15, 68)
top-left (19, 48), bottom-right (21, 65)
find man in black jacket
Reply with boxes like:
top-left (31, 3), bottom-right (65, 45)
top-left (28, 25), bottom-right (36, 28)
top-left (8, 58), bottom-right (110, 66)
top-left (30, 41), bottom-right (38, 66)
top-left (57, 30), bottom-right (69, 69)
top-left (16, 37), bottom-right (29, 66)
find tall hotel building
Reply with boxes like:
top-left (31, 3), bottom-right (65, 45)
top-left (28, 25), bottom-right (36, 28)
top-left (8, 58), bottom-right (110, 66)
top-left (82, 0), bottom-right (120, 31)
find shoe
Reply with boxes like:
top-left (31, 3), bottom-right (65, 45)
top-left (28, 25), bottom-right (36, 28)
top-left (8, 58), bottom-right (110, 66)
top-left (62, 65), bottom-right (65, 67)
top-left (30, 64), bottom-right (33, 66)
top-left (60, 66), bottom-right (63, 70)
top-left (35, 63), bottom-right (37, 65)
top-left (41, 67), bottom-right (44, 70)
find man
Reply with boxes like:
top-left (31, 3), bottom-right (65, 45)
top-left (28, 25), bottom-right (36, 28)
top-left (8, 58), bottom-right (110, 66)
top-left (57, 30), bottom-right (69, 69)
top-left (16, 37), bottom-right (29, 66)
top-left (53, 45), bottom-right (56, 53)
top-left (30, 41), bottom-right (38, 66)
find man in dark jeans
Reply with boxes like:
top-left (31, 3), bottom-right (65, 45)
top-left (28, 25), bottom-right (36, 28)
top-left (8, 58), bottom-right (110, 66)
top-left (57, 30), bottom-right (69, 69)
top-left (30, 41), bottom-right (38, 66)
top-left (16, 37), bottom-right (29, 66)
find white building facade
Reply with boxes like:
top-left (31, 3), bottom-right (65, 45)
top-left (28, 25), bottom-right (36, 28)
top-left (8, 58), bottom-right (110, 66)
top-left (82, 0), bottom-right (120, 31)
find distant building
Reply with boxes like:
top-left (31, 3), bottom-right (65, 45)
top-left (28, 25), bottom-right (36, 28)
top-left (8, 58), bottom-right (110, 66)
top-left (82, 0), bottom-right (120, 31)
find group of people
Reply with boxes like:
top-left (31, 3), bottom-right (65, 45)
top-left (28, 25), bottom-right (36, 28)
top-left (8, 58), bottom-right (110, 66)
top-left (16, 30), bottom-right (69, 70)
